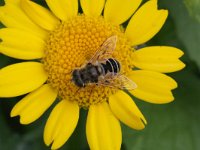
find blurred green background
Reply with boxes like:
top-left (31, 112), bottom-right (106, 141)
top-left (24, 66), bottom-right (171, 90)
top-left (0, 0), bottom-right (200, 149)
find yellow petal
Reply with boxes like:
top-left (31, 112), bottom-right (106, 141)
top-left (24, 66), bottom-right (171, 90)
top-left (45, 0), bottom-right (78, 21)
top-left (44, 100), bottom-right (79, 150)
top-left (125, 0), bottom-right (168, 46)
top-left (104, 0), bottom-right (142, 25)
top-left (129, 70), bottom-right (177, 103)
top-left (0, 62), bottom-right (47, 97)
top-left (133, 46), bottom-right (185, 73)
top-left (20, 0), bottom-right (60, 31)
top-left (86, 102), bottom-right (122, 150)
top-left (131, 70), bottom-right (178, 89)
top-left (0, 1), bottom-right (47, 39)
top-left (80, 0), bottom-right (105, 17)
top-left (11, 84), bottom-right (57, 124)
top-left (5, 0), bottom-right (20, 5)
top-left (109, 91), bottom-right (146, 130)
top-left (0, 28), bottom-right (45, 59)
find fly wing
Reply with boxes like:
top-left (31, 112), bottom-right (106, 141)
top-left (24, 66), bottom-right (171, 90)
top-left (97, 73), bottom-right (137, 90)
top-left (89, 35), bottom-right (117, 63)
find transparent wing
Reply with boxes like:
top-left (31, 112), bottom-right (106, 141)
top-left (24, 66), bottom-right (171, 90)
top-left (97, 73), bottom-right (137, 90)
top-left (89, 35), bottom-right (117, 63)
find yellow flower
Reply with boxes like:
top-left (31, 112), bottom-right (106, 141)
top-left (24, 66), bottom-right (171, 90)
top-left (0, 0), bottom-right (185, 149)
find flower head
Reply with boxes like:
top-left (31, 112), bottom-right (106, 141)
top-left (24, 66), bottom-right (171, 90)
top-left (0, 0), bottom-right (185, 149)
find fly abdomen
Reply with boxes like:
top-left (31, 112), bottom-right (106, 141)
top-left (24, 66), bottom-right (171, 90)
top-left (101, 58), bottom-right (120, 74)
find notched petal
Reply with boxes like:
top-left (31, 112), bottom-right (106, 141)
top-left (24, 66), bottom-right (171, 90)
top-left (109, 91), bottom-right (147, 130)
top-left (44, 100), bottom-right (79, 150)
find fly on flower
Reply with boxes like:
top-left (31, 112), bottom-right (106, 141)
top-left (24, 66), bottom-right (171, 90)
top-left (72, 35), bottom-right (137, 90)
top-left (0, 0), bottom-right (185, 150)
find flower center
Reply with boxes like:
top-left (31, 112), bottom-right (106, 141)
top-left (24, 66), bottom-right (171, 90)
top-left (43, 15), bottom-right (134, 108)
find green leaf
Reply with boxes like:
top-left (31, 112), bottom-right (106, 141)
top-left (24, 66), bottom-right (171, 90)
top-left (159, 0), bottom-right (200, 69)
top-left (184, 0), bottom-right (200, 23)
top-left (0, 0), bottom-right (4, 5)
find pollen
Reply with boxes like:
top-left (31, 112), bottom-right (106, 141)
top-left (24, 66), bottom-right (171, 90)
top-left (43, 15), bottom-right (134, 108)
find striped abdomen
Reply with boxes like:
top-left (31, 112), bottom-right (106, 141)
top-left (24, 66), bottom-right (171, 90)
top-left (100, 58), bottom-right (120, 75)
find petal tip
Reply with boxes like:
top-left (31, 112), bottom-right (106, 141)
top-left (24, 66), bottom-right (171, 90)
top-left (164, 94), bottom-right (175, 104)
top-left (180, 50), bottom-right (184, 57)
top-left (181, 61), bottom-right (186, 68)
top-left (19, 116), bottom-right (29, 125)
top-left (10, 109), bottom-right (18, 118)
top-left (177, 61), bottom-right (186, 71)
top-left (151, 0), bottom-right (158, 7)
top-left (43, 134), bottom-right (52, 147)
top-left (173, 82), bottom-right (178, 89)
top-left (141, 116), bottom-right (147, 125)
top-left (173, 48), bottom-right (185, 58)
top-left (51, 142), bottom-right (61, 150)
top-left (162, 9), bottom-right (168, 17)
top-left (158, 9), bottom-right (168, 22)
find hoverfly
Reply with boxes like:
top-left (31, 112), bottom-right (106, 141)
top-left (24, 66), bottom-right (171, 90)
top-left (72, 35), bottom-right (137, 90)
